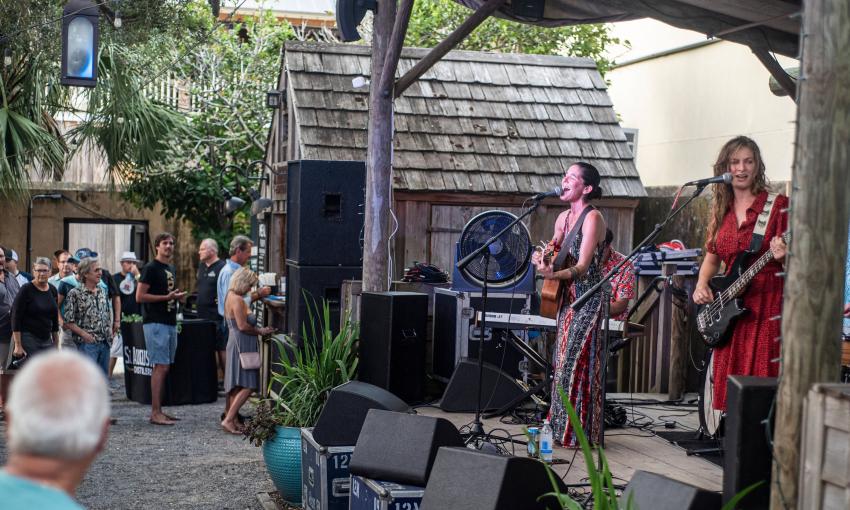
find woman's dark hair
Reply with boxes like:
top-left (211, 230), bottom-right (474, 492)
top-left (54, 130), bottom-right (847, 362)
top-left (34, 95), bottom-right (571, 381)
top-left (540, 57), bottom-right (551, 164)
top-left (574, 162), bottom-right (603, 200)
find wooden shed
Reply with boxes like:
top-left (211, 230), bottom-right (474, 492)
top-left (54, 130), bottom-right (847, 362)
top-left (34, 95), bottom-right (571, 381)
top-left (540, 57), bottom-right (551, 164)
top-left (263, 41), bottom-right (645, 280)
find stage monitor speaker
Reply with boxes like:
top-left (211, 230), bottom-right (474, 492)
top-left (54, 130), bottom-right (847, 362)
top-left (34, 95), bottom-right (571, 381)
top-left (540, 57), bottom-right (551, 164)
top-left (286, 160), bottom-right (365, 266)
top-left (286, 263), bottom-right (361, 343)
top-left (439, 359), bottom-right (526, 412)
top-left (723, 376), bottom-right (777, 509)
top-left (349, 409), bottom-right (464, 486)
top-left (622, 471), bottom-right (722, 510)
top-left (312, 381), bottom-right (410, 447)
top-left (358, 292), bottom-right (428, 403)
top-left (420, 447), bottom-right (565, 510)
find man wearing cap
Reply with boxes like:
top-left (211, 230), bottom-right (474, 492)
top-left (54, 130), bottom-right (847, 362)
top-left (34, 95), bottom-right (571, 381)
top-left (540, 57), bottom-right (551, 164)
top-left (137, 233), bottom-right (186, 426)
top-left (109, 252), bottom-right (140, 380)
top-left (57, 249), bottom-right (115, 350)
top-left (3, 250), bottom-right (32, 286)
top-left (48, 250), bottom-right (77, 289)
top-left (0, 246), bottom-right (22, 418)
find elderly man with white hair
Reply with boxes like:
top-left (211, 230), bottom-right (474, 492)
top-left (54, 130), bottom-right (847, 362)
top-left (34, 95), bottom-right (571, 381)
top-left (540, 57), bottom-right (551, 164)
top-left (0, 350), bottom-right (110, 508)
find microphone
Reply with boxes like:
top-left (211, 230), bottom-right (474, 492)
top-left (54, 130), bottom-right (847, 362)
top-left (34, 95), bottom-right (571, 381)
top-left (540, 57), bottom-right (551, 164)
top-left (684, 173), bottom-right (732, 187)
top-left (531, 186), bottom-right (562, 201)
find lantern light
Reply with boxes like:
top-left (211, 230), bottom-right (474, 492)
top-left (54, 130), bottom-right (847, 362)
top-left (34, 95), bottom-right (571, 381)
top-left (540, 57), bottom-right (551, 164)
top-left (61, 0), bottom-right (100, 87)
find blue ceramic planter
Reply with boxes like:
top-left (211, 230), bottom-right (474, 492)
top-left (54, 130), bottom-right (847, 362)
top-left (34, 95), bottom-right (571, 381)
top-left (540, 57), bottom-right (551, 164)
top-left (263, 425), bottom-right (302, 505)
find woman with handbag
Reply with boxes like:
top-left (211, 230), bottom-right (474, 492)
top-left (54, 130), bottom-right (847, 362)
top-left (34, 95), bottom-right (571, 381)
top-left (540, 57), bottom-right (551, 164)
top-left (221, 268), bottom-right (273, 435)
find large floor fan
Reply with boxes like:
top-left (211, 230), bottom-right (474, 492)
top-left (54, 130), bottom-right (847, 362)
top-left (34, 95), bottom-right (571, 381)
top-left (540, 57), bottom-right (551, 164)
top-left (452, 210), bottom-right (533, 292)
top-left (453, 210), bottom-right (533, 442)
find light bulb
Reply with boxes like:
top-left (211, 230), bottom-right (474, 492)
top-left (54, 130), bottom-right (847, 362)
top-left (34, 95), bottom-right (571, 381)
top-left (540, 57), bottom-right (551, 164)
top-left (114, 12), bottom-right (122, 28)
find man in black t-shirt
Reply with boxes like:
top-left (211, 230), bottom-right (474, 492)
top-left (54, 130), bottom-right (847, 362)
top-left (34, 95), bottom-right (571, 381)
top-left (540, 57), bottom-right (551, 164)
top-left (195, 239), bottom-right (226, 381)
top-left (137, 233), bottom-right (186, 426)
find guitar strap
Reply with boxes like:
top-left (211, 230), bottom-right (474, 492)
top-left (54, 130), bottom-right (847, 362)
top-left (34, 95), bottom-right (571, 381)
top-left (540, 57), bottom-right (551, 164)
top-left (749, 192), bottom-right (779, 252)
top-left (553, 205), bottom-right (596, 270)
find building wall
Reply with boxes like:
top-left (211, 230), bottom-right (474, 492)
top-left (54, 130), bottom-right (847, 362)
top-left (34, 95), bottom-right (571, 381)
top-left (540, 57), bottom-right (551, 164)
top-left (606, 19), bottom-right (798, 187)
top-left (0, 185), bottom-right (197, 290)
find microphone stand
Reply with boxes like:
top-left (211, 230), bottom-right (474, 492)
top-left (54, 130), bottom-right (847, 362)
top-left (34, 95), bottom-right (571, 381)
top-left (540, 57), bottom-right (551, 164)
top-left (455, 200), bottom-right (541, 443)
top-left (569, 182), bottom-right (712, 472)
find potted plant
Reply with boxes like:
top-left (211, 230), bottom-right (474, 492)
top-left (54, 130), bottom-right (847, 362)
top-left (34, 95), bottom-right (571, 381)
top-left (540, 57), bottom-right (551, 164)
top-left (244, 298), bottom-right (358, 505)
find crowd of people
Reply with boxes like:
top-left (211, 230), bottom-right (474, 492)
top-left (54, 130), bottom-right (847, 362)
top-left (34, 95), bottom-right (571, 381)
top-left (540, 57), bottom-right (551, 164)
top-left (0, 233), bottom-right (272, 434)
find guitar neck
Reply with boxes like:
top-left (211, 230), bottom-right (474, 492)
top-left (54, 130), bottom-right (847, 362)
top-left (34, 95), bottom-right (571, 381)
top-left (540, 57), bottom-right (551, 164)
top-left (725, 231), bottom-right (789, 300)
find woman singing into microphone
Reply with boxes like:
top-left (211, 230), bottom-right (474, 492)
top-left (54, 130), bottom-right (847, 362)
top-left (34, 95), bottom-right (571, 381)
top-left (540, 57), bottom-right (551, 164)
top-left (692, 136), bottom-right (787, 411)
top-left (532, 162), bottom-right (606, 447)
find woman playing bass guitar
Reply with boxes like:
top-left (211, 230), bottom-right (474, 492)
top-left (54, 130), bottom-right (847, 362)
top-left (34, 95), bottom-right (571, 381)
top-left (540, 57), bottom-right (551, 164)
top-left (692, 136), bottom-right (788, 412)
top-left (532, 162), bottom-right (606, 447)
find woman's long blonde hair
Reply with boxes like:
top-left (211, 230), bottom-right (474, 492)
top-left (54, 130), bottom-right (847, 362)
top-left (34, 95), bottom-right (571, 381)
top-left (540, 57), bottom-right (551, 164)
top-left (706, 136), bottom-right (770, 248)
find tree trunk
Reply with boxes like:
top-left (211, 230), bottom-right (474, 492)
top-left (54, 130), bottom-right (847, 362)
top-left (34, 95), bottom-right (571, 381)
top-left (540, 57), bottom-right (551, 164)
top-left (770, 0), bottom-right (850, 507)
top-left (362, 0), bottom-right (397, 293)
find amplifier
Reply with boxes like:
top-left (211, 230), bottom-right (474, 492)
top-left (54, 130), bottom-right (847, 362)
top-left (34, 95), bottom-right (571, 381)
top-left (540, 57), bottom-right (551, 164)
top-left (432, 288), bottom-right (532, 382)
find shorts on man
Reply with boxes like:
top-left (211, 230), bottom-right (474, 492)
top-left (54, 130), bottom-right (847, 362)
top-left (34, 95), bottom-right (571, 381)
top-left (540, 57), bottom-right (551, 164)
top-left (142, 323), bottom-right (178, 366)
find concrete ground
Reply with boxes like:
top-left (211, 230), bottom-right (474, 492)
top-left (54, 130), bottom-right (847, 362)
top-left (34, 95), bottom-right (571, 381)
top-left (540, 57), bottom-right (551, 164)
top-left (0, 361), bottom-right (276, 509)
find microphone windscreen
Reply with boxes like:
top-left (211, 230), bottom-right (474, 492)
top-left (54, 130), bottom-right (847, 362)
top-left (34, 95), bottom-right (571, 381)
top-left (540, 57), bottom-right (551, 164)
top-left (722, 172), bottom-right (732, 184)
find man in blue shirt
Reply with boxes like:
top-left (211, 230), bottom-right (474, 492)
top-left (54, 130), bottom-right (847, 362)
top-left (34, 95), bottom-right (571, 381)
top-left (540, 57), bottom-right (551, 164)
top-left (0, 350), bottom-right (110, 509)
top-left (216, 235), bottom-right (269, 422)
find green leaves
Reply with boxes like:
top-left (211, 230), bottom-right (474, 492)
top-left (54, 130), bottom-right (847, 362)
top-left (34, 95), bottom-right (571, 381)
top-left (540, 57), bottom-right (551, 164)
top-left (266, 296), bottom-right (359, 429)
top-left (0, 99), bottom-right (65, 201)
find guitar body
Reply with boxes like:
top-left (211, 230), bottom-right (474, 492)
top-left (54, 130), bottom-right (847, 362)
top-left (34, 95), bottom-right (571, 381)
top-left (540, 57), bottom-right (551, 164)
top-left (540, 279), bottom-right (565, 319)
top-left (697, 250), bottom-right (752, 347)
top-left (539, 249), bottom-right (574, 319)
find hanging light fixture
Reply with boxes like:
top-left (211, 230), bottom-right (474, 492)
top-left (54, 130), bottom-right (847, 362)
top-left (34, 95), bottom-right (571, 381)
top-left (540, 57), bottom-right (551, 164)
top-left (61, 0), bottom-right (100, 87)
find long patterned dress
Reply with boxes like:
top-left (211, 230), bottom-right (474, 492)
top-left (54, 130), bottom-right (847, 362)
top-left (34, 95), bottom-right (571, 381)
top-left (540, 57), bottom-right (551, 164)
top-left (708, 191), bottom-right (788, 410)
top-left (548, 229), bottom-right (604, 447)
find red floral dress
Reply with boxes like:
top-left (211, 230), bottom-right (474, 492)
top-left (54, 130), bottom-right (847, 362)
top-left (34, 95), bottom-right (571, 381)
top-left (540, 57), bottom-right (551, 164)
top-left (707, 191), bottom-right (788, 410)
top-left (601, 250), bottom-right (636, 322)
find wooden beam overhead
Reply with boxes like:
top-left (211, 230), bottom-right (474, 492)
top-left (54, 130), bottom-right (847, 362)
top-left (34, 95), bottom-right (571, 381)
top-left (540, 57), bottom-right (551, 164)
top-left (752, 47), bottom-right (797, 100)
top-left (394, 0), bottom-right (507, 98)
top-left (379, 0), bottom-right (415, 98)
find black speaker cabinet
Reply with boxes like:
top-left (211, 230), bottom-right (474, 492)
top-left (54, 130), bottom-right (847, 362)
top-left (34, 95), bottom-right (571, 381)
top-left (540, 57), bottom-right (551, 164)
top-left (723, 376), bottom-right (777, 509)
top-left (286, 159), bottom-right (365, 266)
top-left (349, 409), bottom-right (464, 486)
top-left (286, 263), bottom-right (362, 343)
top-left (439, 359), bottom-right (526, 412)
top-left (421, 447), bottom-right (565, 510)
top-left (623, 471), bottom-right (722, 510)
top-left (358, 291), bottom-right (428, 403)
top-left (312, 381), bottom-right (410, 447)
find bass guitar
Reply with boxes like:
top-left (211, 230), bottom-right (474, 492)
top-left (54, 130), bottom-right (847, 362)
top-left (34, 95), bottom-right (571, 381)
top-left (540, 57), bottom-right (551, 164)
top-left (697, 231), bottom-right (789, 347)
top-left (538, 243), bottom-right (575, 319)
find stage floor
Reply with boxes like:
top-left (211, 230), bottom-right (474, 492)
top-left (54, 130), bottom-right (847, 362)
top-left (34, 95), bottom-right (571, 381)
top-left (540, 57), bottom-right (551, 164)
top-left (417, 392), bottom-right (722, 496)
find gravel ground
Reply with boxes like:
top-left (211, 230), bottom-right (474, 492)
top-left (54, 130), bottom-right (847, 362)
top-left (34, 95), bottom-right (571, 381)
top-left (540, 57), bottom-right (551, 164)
top-left (0, 376), bottom-right (277, 510)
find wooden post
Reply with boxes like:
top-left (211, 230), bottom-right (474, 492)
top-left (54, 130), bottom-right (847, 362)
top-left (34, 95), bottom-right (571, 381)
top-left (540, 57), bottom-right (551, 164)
top-left (668, 273), bottom-right (688, 401)
top-left (362, 0), bottom-right (397, 293)
top-left (770, 0), bottom-right (850, 507)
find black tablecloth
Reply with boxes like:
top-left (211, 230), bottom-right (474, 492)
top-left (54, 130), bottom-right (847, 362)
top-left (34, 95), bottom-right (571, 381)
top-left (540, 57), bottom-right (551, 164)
top-left (122, 319), bottom-right (218, 405)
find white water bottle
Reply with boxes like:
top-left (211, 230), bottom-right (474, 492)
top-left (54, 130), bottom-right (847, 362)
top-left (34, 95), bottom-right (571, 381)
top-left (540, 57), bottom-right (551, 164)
top-left (540, 419), bottom-right (553, 463)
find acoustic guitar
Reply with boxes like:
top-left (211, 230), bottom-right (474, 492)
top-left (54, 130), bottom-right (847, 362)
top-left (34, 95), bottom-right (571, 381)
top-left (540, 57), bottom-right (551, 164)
top-left (538, 243), bottom-right (575, 319)
top-left (697, 231), bottom-right (790, 347)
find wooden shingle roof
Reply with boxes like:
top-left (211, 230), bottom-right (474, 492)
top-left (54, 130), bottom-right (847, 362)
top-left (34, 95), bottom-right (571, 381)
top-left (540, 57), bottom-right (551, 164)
top-left (285, 41), bottom-right (645, 198)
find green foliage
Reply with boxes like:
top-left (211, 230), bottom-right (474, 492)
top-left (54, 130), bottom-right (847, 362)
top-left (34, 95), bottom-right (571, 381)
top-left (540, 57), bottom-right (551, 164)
top-left (121, 9), bottom-right (294, 241)
top-left (244, 298), bottom-right (359, 446)
top-left (0, 0), bottom-right (212, 200)
top-left (405, 0), bottom-right (622, 73)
